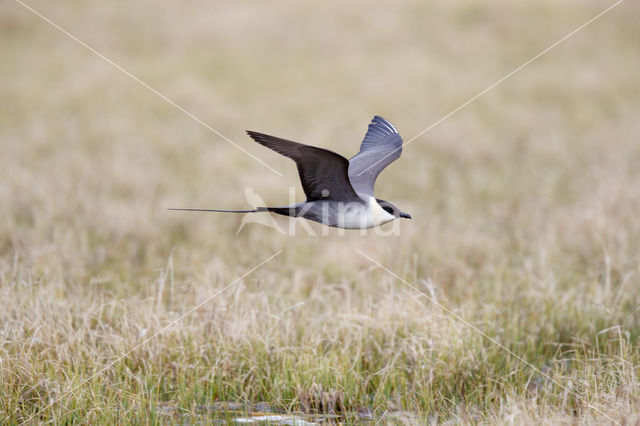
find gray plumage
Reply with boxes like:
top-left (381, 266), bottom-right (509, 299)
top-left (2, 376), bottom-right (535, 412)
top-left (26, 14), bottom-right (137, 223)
top-left (348, 116), bottom-right (403, 196)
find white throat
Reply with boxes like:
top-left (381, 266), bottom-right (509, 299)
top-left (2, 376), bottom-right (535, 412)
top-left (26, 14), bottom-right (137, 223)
top-left (368, 196), bottom-right (396, 227)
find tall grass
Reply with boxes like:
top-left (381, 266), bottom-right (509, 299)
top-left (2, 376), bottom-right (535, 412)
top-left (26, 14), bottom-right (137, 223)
top-left (1, 0), bottom-right (639, 423)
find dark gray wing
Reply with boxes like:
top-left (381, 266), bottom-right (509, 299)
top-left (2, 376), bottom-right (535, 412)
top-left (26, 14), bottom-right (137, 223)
top-left (247, 131), bottom-right (361, 202)
top-left (348, 116), bottom-right (403, 196)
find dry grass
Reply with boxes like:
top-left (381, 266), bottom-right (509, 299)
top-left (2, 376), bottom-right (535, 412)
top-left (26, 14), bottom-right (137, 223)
top-left (1, 0), bottom-right (639, 423)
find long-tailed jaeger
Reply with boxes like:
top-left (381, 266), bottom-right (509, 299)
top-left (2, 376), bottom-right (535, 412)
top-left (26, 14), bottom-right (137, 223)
top-left (170, 115), bottom-right (411, 229)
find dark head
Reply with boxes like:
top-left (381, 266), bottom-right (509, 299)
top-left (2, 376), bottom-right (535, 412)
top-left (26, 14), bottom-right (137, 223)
top-left (376, 199), bottom-right (412, 220)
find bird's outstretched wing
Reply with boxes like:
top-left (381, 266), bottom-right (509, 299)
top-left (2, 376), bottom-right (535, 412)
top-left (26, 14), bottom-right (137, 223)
top-left (348, 116), bottom-right (403, 196)
top-left (247, 131), bottom-right (361, 202)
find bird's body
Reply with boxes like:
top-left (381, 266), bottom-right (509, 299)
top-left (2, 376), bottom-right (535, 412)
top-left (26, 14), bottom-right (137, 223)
top-left (170, 116), bottom-right (411, 229)
top-left (270, 196), bottom-right (397, 229)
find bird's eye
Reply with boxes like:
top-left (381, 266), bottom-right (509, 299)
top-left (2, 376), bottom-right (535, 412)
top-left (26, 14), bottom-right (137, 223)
top-left (383, 206), bottom-right (394, 215)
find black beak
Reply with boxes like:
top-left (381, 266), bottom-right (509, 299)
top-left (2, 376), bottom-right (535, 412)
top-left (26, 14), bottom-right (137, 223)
top-left (400, 212), bottom-right (412, 219)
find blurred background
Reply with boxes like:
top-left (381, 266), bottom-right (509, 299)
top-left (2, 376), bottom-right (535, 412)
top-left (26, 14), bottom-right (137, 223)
top-left (1, 0), bottom-right (639, 422)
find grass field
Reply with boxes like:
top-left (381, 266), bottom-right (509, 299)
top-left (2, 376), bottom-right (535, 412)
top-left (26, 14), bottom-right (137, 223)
top-left (1, 0), bottom-right (639, 423)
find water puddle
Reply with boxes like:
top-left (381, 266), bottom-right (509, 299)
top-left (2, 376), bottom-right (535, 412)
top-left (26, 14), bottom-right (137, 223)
top-left (154, 402), bottom-right (380, 424)
top-left (234, 414), bottom-right (319, 424)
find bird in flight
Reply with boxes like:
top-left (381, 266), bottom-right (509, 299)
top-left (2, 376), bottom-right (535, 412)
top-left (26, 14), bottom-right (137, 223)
top-left (170, 115), bottom-right (411, 229)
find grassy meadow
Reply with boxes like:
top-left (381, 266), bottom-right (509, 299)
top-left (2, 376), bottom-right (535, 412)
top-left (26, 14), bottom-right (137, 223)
top-left (1, 0), bottom-right (640, 423)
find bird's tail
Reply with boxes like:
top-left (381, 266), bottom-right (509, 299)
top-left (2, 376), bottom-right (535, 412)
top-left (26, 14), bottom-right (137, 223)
top-left (168, 206), bottom-right (299, 217)
top-left (168, 207), bottom-right (266, 213)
